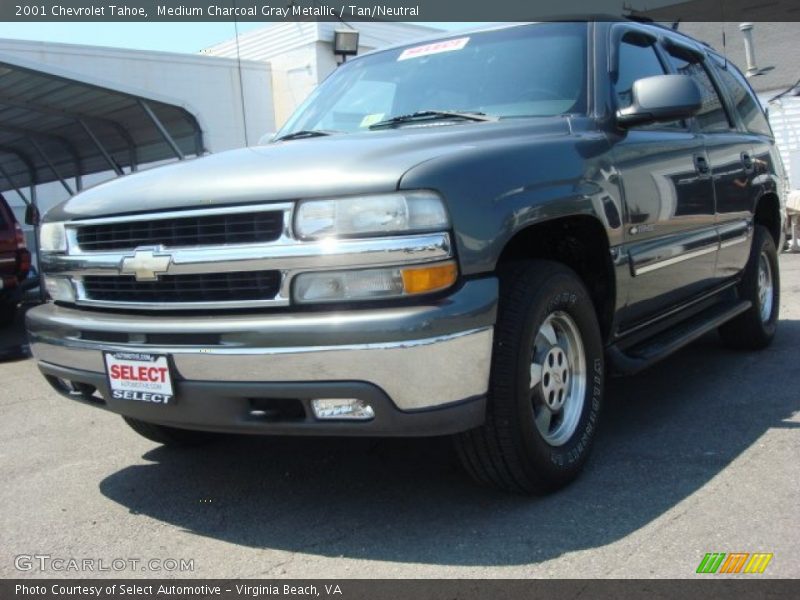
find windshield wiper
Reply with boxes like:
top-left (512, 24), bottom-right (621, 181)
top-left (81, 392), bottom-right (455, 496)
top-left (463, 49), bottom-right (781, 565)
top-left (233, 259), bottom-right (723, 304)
top-left (368, 110), bottom-right (496, 130)
top-left (273, 129), bottom-right (340, 142)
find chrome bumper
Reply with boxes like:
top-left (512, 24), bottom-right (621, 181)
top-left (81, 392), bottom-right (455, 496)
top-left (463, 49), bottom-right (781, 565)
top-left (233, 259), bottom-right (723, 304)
top-left (27, 279), bottom-right (496, 413)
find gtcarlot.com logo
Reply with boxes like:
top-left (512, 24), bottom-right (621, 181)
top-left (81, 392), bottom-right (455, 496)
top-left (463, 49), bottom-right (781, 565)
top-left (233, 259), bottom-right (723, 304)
top-left (14, 554), bottom-right (194, 573)
top-left (696, 552), bottom-right (773, 574)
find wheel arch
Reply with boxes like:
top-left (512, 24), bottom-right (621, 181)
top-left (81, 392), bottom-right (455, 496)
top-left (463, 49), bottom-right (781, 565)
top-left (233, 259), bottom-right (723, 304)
top-left (496, 215), bottom-right (616, 341)
top-left (754, 192), bottom-right (782, 247)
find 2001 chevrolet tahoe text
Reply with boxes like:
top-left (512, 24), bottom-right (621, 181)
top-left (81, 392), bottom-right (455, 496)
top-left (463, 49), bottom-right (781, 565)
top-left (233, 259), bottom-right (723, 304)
top-left (27, 21), bottom-right (785, 493)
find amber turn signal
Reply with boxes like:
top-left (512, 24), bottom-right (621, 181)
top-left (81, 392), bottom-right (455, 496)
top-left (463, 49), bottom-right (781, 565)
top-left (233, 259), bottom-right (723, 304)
top-left (401, 262), bottom-right (458, 295)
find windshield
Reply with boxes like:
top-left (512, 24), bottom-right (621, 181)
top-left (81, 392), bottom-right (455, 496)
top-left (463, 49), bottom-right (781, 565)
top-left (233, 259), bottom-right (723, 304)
top-left (277, 23), bottom-right (588, 137)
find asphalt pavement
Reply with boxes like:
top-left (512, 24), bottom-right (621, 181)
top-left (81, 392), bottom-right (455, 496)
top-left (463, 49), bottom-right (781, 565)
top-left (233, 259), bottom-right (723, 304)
top-left (1, 255), bottom-right (799, 579)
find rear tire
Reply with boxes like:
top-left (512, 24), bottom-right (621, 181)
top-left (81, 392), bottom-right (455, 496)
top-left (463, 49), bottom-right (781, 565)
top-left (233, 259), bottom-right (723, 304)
top-left (122, 416), bottom-right (219, 446)
top-left (455, 260), bottom-right (604, 494)
top-left (719, 225), bottom-right (779, 350)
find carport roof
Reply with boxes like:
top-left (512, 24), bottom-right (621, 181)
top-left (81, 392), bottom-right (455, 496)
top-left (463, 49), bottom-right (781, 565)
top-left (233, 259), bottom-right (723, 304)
top-left (0, 51), bottom-right (205, 200)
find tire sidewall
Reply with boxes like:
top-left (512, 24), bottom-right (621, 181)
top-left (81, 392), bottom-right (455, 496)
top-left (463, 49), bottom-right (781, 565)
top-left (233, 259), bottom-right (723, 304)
top-left (508, 271), bottom-right (604, 481)
top-left (752, 228), bottom-right (780, 336)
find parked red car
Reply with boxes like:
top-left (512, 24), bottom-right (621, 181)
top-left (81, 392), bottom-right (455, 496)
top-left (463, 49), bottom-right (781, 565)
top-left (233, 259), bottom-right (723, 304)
top-left (0, 193), bottom-right (31, 326)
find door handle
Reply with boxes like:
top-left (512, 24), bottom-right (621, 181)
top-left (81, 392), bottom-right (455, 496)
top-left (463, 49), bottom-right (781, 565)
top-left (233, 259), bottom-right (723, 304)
top-left (694, 155), bottom-right (710, 175)
top-left (741, 152), bottom-right (754, 173)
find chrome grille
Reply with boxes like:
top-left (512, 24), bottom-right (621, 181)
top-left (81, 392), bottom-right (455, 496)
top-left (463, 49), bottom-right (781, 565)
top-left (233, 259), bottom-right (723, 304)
top-left (76, 210), bottom-right (284, 251)
top-left (46, 201), bottom-right (452, 311)
top-left (82, 271), bottom-right (281, 304)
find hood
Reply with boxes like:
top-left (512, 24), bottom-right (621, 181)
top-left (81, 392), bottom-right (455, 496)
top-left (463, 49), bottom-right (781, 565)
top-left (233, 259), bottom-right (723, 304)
top-left (48, 118), bottom-right (571, 221)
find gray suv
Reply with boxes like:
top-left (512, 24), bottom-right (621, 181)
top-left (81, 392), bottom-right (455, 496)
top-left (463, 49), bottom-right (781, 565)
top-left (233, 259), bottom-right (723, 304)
top-left (27, 21), bottom-right (785, 493)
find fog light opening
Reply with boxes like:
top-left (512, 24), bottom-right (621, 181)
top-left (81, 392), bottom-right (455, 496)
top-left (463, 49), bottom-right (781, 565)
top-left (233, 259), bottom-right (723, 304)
top-left (53, 378), bottom-right (102, 403)
top-left (311, 398), bottom-right (375, 420)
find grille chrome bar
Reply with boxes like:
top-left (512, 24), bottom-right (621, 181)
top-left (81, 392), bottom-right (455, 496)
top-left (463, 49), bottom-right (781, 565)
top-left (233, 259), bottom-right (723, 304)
top-left (44, 233), bottom-right (452, 278)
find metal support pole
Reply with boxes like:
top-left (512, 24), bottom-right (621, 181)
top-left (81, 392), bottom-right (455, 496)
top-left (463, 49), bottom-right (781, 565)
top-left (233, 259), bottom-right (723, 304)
top-left (78, 119), bottom-right (123, 176)
top-left (193, 127), bottom-right (205, 157)
top-left (111, 123), bottom-right (138, 172)
top-left (138, 100), bottom-right (185, 160)
top-left (29, 180), bottom-right (45, 302)
top-left (28, 137), bottom-right (74, 196)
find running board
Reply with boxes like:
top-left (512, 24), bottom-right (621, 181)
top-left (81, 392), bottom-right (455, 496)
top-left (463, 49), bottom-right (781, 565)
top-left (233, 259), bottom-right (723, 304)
top-left (607, 300), bottom-right (752, 375)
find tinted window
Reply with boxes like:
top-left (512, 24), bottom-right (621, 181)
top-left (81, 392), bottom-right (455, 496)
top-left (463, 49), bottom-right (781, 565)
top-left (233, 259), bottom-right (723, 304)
top-left (666, 50), bottom-right (731, 132)
top-left (615, 40), bottom-right (666, 109)
top-left (615, 38), bottom-right (683, 129)
top-left (711, 55), bottom-right (772, 136)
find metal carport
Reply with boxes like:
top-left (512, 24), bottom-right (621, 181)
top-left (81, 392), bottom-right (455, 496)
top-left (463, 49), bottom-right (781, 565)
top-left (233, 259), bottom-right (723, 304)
top-left (0, 51), bottom-right (205, 209)
top-left (0, 51), bottom-right (207, 303)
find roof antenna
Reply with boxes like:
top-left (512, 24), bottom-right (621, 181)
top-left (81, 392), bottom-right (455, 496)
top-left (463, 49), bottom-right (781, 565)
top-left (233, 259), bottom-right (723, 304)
top-left (233, 0), bottom-right (250, 146)
top-left (719, 0), bottom-right (728, 68)
top-left (670, 19), bottom-right (681, 31)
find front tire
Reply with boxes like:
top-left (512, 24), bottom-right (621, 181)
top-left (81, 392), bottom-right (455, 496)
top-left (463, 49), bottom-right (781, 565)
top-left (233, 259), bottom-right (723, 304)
top-left (122, 416), bottom-right (219, 446)
top-left (719, 225), bottom-right (779, 350)
top-left (455, 261), bottom-right (604, 494)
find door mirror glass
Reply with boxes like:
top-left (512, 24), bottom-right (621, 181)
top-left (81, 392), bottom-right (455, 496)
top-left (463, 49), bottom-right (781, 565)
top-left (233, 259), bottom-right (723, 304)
top-left (617, 74), bottom-right (702, 127)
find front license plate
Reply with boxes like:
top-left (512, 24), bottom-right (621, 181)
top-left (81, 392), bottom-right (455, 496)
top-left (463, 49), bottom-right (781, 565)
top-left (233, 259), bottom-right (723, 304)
top-left (104, 352), bottom-right (175, 405)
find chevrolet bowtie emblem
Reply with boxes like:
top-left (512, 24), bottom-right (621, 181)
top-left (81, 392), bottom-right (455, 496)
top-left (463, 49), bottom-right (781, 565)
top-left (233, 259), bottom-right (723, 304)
top-left (119, 249), bottom-right (173, 282)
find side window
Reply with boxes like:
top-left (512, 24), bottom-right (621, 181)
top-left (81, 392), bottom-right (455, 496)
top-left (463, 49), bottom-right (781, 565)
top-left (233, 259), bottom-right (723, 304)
top-left (615, 37), bottom-right (683, 129)
top-left (710, 55), bottom-right (772, 136)
top-left (615, 39), bottom-right (667, 109)
top-left (666, 49), bottom-right (732, 132)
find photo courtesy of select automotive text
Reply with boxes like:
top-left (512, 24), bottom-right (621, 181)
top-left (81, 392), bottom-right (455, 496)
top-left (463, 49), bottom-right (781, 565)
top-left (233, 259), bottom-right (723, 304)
top-left (1, 0), bottom-right (799, 598)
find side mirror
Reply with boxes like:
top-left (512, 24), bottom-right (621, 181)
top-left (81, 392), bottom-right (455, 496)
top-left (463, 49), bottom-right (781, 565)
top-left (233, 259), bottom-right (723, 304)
top-left (24, 204), bottom-right (40, 226)
top-left (617, 74), bottom-right (702, 128)
top-left (257, 132), bottom-right (276, 146)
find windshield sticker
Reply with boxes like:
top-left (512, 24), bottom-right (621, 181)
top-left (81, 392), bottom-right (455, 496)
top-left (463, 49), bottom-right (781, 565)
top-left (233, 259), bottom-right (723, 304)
top-left (398, 37), bottom-right (470, 61)
top-left (360, 113), bottom-right (386, 128)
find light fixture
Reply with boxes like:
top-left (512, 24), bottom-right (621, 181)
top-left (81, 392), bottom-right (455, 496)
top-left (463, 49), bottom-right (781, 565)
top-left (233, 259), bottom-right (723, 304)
top-left (333, 29), bottom-right (359, 64)
top-left (311, 398), bottom-right (374, 420)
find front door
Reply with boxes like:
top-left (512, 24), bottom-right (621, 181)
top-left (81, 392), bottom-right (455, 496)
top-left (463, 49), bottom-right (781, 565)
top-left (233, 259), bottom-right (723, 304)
top-left (610, 30), bottom-right (718, 330)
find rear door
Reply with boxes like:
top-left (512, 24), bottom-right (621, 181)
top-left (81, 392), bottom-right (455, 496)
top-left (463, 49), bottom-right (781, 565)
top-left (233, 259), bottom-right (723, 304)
top-left (609, 27), bottom-right (718, 330)
top-left (662, 44), bottom-right (756, 283)
top-left (705, 54), bottom-right (776, 279)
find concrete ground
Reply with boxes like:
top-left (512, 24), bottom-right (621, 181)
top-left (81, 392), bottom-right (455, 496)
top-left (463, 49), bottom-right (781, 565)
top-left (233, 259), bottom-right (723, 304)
top-left (1, 255), bottom-right (798, 579)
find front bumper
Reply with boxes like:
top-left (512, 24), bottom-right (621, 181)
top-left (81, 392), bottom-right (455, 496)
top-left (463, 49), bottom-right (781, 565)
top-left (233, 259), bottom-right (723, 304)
top-left (27, 278), bottom-right (497, 436)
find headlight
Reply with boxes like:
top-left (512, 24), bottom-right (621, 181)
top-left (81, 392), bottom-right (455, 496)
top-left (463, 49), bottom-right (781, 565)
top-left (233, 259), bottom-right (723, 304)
top-left (39, 222), bottom-right (67, 253)
top-left (294, 191), bottom-right (449, 239)
top-left (293, 261), bottom-right (458, 304)
top-left (43, 275), bottom-right (76, 303)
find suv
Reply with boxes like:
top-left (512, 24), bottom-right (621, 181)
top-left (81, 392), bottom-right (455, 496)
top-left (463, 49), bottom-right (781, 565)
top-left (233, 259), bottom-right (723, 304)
top-left (0, 193), bottom-right (31, 326)
top-left (27, 22), bottom-right (785, 493)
